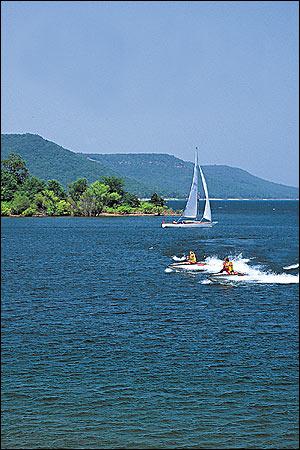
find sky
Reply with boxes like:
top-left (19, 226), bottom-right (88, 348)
top-left (1, 1), bottom-right (299, 187)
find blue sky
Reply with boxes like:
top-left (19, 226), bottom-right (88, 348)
top-left (1, 1), bottom-right (299, 186)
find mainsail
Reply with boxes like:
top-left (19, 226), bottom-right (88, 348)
top-left (183, 152), bottom-right (198, 218)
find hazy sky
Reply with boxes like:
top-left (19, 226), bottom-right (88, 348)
top-left (1, 1), bottom-right (299, 186)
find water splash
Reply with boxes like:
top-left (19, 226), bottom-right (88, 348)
top-left (172, 255), bottom-right (186, 262)
top-left (201, 279), bottom-right (212, 285)
top-left (203, 254), bottom-right (251, 274)
top-left (168, 254), bottom-right (299, 284)
top-left (283, 263), bottom-right (299, 270)
top-left (205, 255), bottom-right (298, 284)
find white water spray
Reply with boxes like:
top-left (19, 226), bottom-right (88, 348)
top-left (172, 255), bottom-right (186, 262)
top-left (202, 255), bottom-right (299, 284)
top-left (283, 263), bottom-right (299, 270)
top-left (167, 254), bottom-right (298, 284)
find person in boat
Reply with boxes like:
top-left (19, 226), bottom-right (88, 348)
top-left (187, 251), bottom-right (197, 264)
top-left (219, 257), bottom-right (234, 274)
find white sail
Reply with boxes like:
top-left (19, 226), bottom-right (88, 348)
top-left (183, 152), bottom-right (198, 218)
top-left (199, 165), bottom-right (211, 222)
top-left (162, 147), bottom-right (217, 227)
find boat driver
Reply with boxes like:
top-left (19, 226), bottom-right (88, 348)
top-left (188, 251), bottom-right (197, 264)
top-left (219, 257), bottom-right (234, 274)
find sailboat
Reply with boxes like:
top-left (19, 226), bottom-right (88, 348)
top-left (161, 149), bottom-right (217, 228)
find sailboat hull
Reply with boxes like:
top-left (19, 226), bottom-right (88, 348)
top-left (162, 221), bottom-right (217, 228)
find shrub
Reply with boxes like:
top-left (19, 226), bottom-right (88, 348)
top-left (11, 193), bottom-right (31, 214)
top-left (21, 206), bottom-right (39, 216)
top-left (152, 205), bottom-right (166, 215)
top-left (55, 200), bottom-right (71, 216)
top-left (116, 204), bottom-right (134, 214)
top-left (1, 201), bottom-right (12, 216)
top-left (140, 201), bottom-right (156, 214)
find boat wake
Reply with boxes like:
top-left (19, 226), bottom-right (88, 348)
top-left (202, 255), bottom-right (299, 285)
top-left (283, 263), bottom-right (299, 270)
top-left (167, 254), bottom-right (298, 284)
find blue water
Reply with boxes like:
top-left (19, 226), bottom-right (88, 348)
top-left (1, 201), bottom-right (299, 449)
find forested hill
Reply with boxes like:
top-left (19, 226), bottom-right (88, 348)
top-left (1, 134), bottom-right (150, 196)
top-left (1, 133), bottom-right (299, 198)
top-left (86, 153), bottom-right (299, 199)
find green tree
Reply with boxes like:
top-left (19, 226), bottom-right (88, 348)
top-left (115, 204), bottom-right (135, 214)
top-left (21, 206), bottom-right (39, 217)
top-left (34, 192), bottom-right (47, 213)
top-left (1, 170), bottom-right (19, 201)
top-left (78, 181), bottom-right (110, 216)
top-left (67, 197), bottom-right (81, 216)
top-left (150, 192), bottom-right (165, 207)
top-left (68, 178), bottom-right (88, 201)
top-left (47, 179), bottom-right (66, 199)
top-left (101, 176), bottom-right (125, 197)
top-left (11, 193), bottom-right (31, 214)
top-left (34, 190), bottom-right (61, 215)
top-left (20, 176), bottom-right (46, 200)
top-left (107, 191), bottom-right (122, 207)
top-left (78, 191), bottom-right (97, 216)
top-left (140, 201), bottom-right (156, 214)
top-left (1, 153), bottom-right (29, 185)
top-left (1, 201), bottom-right (12, 216)
top-left (122, 192), bottom-right (141, 208)
top-left (56, 200), bottom-right (71, 215)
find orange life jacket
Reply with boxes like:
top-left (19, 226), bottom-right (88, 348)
top-left (228, 262), bottom-right (234, 273)
top-left (189, 253), bottom-right (197, 264)
top-left (223, 261), bottom-right (234, 273)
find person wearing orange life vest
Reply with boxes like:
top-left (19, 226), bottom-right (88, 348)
top-left (219, 257), bottom-right (234, 274)
top-left (187, 251), bottom-right (197, 264)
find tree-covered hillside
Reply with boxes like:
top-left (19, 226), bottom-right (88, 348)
top-left (1, 153), bottom-right (170, 217)
top-left (1, 134), bottom-right (150, 196)
top-left (1, 134), bottom-right (298, 198)
top-left (86, 153), bottom-right (299, 199)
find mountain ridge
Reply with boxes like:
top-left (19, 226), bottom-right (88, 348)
top-left (1, 133), bottom-right (298, 199)
top-left (1, 133), bottom-right (150, 196)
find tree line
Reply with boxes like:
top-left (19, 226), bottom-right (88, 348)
top-left (1, 153), bottom-right (169, 217)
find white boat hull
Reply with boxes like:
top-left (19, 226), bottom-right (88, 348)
top-left (169, 262), bottom-right (207, 271)
top-left (209, 272), bottom-right (246, 281)
top-left (162, 221), bottom-right (217, 228)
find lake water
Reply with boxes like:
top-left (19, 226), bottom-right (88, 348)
top-left (1, 200), bottom-right (299, 449)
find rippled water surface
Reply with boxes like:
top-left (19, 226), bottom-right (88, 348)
top-left (1, 201), bottom-right (299, 449)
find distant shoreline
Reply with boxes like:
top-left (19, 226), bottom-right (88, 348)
top-left (162, 198), bottom-right (299, 201)
top-left (1, 212), bottom-right (181, 219)
top-left (2, 198), bottom-right (299, 219)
